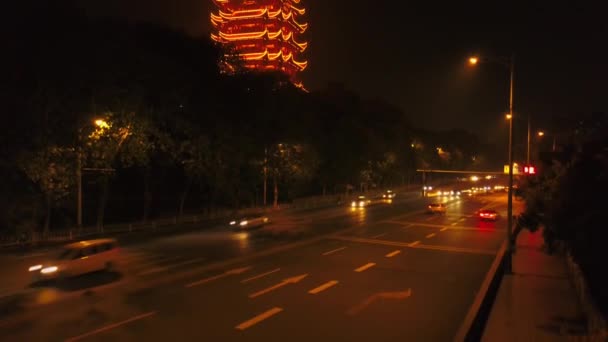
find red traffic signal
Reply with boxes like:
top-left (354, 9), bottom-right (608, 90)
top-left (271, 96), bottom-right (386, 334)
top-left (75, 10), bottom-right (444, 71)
top-left (523, 165), bottom-right (536, 175)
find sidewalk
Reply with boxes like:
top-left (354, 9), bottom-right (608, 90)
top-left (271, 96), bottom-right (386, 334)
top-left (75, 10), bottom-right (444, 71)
top-left (482, 229), bottom-right (586, 341)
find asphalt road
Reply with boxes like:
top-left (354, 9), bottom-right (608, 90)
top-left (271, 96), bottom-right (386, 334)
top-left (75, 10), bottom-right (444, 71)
top-left (0, 190), bottom-right (512, 341)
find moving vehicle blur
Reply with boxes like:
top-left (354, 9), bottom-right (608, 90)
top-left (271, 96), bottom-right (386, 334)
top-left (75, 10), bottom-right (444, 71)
top-left (478, 209), bottom-right (499, 221)
top-left (351, 195), bottom-right (372, 208)
top-left (28, 239), bottom-right (119, 282)
top-left (381, 190), bottom-right (396, 199)
top-left (229, 214), bottom-right (269, 230)
top-left (427, 203), bottom-right (447, 214)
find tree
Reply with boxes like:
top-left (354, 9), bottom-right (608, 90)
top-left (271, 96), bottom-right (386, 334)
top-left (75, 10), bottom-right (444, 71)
top-left (85, 112), bottom-right (153, 229)
top-left (18, 146), bottom-right (74, 236)
top-left (266, 143), bottom-right (317, 207)
top-left (518, 112), bottom-right (608, 314)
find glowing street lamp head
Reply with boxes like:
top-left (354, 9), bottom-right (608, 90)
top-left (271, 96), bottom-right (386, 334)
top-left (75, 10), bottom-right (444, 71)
top-left (95, 119), bottom-right (109, 129)
top-left (537, 131), bottom-right (545, 137)
top-left (468, 57), bottom-right (479, 66)
top-left (505, 114), bottom-right (513, 120)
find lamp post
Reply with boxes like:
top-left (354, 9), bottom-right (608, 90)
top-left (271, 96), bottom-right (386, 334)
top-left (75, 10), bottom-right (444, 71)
top-left (507, 54), bottom-right (515, 274)
top-left (527, 116), bottom-right (531, 165)
top-left (77, 147), bottom-right (82, 228)
top-left (469, 53), bottom-right (515, 274)
top-left (77, 118), bottom-right (111, 229)
top-left (263, 147), bottom-right (268, 207)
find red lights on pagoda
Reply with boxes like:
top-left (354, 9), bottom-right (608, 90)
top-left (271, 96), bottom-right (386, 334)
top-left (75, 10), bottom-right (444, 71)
top-left (211, 0), bottom-right (309, 82)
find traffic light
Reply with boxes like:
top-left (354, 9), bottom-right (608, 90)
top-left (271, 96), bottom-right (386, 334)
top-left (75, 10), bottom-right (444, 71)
top-left (523, 165), bottom-right (536, 175)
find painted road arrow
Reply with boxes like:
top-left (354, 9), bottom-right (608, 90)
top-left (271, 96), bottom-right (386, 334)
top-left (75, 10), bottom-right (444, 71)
top-left (249, 274), bottom-right (308, 298)
top-left (185, 266), bottom-right (251, 288)
top-left (347, 288), bottom-right (412, 315)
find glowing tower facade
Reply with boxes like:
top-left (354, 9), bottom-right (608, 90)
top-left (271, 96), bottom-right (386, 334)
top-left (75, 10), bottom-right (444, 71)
top-left (211, 0), bottom-right (308, 83)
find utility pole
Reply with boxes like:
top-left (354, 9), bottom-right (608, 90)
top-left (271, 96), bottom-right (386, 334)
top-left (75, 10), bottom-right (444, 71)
top-left (263, 147), bottom-right (268, 207)
top-left (506, 53), bottom-right (515, 274)
top-left (77, 148), bottom-right (82, 228)
top-left (527, 115), bottom-right (531, 165)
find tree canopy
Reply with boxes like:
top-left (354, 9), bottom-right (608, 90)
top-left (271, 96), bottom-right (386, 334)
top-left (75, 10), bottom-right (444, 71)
top-left (1, 2), bottom-right (496, 236)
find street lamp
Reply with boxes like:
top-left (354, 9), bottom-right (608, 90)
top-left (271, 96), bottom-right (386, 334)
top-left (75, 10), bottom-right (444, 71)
top-left (95, 119), bottom-right (109, 129)
top-left (469, 53), bottom-right (516, 274)
top-left (537, 131), bottom-right (545, 137)
top-left (77, 117), bottom-right (113, 228)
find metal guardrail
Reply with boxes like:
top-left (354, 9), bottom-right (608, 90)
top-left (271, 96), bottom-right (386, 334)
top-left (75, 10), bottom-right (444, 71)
top-left (0, 185), bottom-right (424, 248)
top-left (0, 208), bottom-right (260, 248)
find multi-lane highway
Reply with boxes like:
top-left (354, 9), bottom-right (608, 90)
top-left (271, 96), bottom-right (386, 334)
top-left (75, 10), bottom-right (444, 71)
top-left (0, 191), bottom-right (510, 341)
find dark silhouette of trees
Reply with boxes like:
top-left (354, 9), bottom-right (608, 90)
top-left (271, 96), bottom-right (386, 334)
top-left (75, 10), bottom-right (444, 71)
top-left (0, 1), bottom-right (491, 238)
top-left (519, 112), bottom-right (608, 314)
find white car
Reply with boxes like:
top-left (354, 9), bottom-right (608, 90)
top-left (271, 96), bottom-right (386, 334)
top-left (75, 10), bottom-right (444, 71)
top-left (29, 239), bottom-right (119, 281)
top-left (351, 195), bottom-right (372, 208)
top-left (427, 203), bottom-right (447, 214)
top-left (229, 215), bottom-right (269, 229)
top-left (382, 190), bottom-right (396, 199)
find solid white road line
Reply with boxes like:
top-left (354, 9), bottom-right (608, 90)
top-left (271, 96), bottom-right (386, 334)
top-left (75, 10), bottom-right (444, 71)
top-left (65, 311), bottom-right (157, 342)
top-left (426, 233), bottom-right (436, 239)
top-left (241, 268), bottom-right (281, 284)
top-left (185, 267), bottom-right (251, 288)
top-left (409, 240), bottom-right (420, 247)
top-left (322, 247), bottom-right (347, 256)
top-left (137, 258), bottom-right (205, 276)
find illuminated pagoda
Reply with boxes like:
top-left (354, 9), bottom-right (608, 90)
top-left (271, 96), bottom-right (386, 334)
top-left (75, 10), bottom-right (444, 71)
top-left (211, 0), bottom-right (308, 84)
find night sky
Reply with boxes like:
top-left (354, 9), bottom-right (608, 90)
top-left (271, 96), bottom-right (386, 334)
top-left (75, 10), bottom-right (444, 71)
top-left (80, 1), bottom-right (607, 143)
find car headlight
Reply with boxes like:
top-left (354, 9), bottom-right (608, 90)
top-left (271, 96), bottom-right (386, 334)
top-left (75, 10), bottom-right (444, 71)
top-left (382, 194), bottom-right (386, 198)
top-left (351, 201), bottom-right (357, 207)
top-left (263, 217), bottom-right (269, 222)
top-left (41, 266), bottom-right (58, 274)
top-left (359, 201), bottom-right (365, 207)
top-left (230, 221), bottom-right (236, 225)
top-left (29, 265), bottom-right (42, 272)
top-left (239, 221), bottom-right (248, 226)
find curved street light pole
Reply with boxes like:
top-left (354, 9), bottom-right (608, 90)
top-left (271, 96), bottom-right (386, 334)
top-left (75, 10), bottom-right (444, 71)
top-left (469, 53), bottom-right (516, 273)
top-left (506, 53), bottom-right (515, 274)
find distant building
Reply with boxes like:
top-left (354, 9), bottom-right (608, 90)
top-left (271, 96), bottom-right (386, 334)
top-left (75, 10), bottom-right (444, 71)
top-left (210, 0), bottom-right (308, 86)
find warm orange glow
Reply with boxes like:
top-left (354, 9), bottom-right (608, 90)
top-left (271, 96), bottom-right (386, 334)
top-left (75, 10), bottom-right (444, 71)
top-left (469, 57), bottom-right (479, 65)
top-left (94, 119), bottom-right (109, 129)
top-left (211, 0), bottom-right (308, 83)
top-left (537, 131), bottom-right (545, 137)
top-left (506, 114), bottom-right (513, 120)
